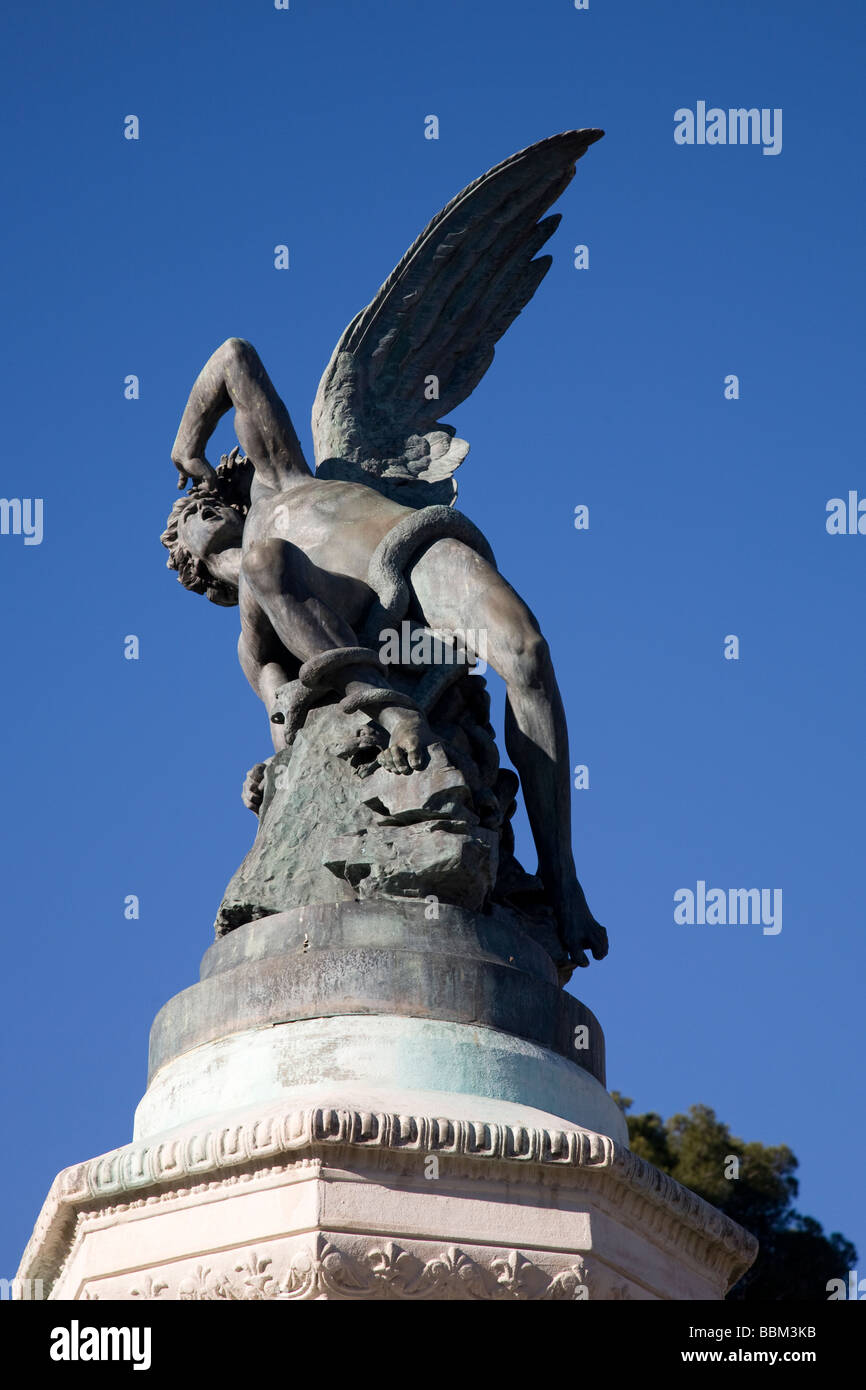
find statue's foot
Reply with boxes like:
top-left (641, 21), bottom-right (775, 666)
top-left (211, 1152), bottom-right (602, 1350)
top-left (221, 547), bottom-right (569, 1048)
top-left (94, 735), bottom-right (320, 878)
top-left (377, 708), bottom-right (438, 776)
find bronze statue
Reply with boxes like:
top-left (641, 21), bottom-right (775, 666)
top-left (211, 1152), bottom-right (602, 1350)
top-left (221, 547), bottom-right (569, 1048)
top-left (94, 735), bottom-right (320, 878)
top-left (162, 130), bottom-right (607, 977)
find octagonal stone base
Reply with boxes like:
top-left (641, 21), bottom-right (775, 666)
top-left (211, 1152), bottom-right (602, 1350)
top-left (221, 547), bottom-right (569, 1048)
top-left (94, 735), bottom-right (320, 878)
top-left (18, 1094), bottom-right (756, 1301)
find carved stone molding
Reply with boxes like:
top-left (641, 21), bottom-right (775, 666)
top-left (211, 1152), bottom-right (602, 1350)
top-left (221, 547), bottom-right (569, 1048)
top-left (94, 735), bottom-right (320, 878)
top-left (19, 1103), bottom-right (757, 1295)
top-left (89, 1238), bottom-right (590, 1302)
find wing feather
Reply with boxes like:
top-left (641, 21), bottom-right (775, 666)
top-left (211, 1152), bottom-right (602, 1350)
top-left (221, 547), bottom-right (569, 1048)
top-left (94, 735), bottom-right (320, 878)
top-left (312, 129), bottom-right (603, 504)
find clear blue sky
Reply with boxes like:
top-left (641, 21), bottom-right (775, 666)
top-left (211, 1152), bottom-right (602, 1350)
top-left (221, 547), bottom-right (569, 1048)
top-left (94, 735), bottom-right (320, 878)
top-left (2, 0), bottom-right (863, 1281)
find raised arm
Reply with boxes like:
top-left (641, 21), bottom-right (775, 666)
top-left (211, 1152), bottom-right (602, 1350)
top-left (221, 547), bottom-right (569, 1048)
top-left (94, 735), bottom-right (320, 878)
top-left (171, 338), bottom-right (311, 492)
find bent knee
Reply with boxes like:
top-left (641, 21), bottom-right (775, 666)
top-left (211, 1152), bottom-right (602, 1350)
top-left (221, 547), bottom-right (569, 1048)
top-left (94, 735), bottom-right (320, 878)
top-left (242, 538), bottom-right (299, 593)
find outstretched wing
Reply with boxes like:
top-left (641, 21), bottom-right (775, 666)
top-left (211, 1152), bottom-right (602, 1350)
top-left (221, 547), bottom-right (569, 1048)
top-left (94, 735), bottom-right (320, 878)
top-left (311, 129), bottom-right (603, 507)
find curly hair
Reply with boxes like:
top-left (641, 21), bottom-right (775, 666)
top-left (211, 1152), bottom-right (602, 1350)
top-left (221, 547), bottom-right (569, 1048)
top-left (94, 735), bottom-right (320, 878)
top-left (160, 448), bottom-right (253, 607)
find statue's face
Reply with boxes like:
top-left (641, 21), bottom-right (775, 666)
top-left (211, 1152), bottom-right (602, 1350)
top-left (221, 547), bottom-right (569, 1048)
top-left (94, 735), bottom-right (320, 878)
top-left (179, 500), bottom-right (244, 557)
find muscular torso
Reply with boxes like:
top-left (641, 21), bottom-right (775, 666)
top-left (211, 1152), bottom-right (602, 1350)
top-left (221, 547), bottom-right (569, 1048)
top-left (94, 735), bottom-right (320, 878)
top-left (243, 474), bottom-right (415, 627)
top-left (246, 475), bottom-right (412, 574)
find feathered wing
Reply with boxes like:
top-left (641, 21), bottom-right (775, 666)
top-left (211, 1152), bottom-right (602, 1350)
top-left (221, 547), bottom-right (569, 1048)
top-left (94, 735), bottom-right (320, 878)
top-left (311, 129), bottom-right (603, 507)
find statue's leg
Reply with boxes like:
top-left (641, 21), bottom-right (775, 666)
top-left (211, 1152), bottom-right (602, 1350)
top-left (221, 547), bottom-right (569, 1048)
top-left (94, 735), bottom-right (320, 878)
top-left (242, 539), bottom-right (436, 772)
top-left (242, 538), bottom-right (363, 665)
top-left (238, 577), bottom-right (296, 751)
top-left (408, 538), bottom-right (607, 967)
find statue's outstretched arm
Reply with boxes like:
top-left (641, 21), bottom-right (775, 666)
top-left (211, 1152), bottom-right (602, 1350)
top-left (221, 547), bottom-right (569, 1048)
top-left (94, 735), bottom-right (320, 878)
top-left (171, 338), bottom-right (311, 492)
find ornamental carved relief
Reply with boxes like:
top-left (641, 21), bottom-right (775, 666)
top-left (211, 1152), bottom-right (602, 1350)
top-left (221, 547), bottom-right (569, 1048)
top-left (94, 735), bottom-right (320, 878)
top-left (121, 1237), bottom-right (590, 1302)
top-left (22, 1103), bottom-right (756, 1298)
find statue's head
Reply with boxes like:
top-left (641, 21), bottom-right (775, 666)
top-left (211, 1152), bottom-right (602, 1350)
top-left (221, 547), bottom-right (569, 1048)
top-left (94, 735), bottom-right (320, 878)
top-left (161, 448), bottom-right (252, 607)
top-left (177, 496), bottom-right (244, 558)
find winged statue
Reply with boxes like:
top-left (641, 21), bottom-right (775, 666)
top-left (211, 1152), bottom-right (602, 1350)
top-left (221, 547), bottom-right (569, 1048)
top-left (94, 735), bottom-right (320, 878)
top-left (161, 129), bottom-right (607, 979)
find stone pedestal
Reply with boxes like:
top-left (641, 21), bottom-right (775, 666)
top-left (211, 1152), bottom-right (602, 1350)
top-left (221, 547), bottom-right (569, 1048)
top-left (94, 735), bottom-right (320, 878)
top-left (136, 901), bottom-right (618, 1142)
top-left (18, 1097), bottom-right (755, 1301)
top-left (18, 903), bottom-right (757, 1299)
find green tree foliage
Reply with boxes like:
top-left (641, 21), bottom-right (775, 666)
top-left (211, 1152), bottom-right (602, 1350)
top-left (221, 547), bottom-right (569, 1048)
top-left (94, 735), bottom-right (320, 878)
top-left (611, 1096), bottom-right (857, 1300)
